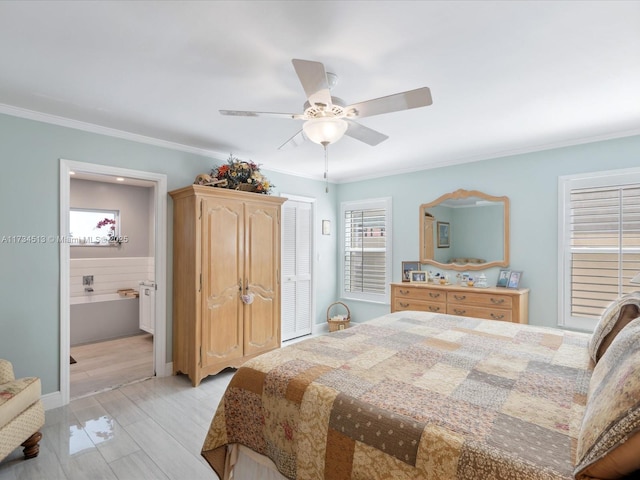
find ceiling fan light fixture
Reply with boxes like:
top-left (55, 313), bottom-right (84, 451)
top-left (303, 117), bottom-right (348, 145)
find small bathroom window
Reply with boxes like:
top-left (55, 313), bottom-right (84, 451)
top-left (70, 208), bottom-right (120, 246)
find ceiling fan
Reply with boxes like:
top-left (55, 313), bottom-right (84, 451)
top-left (220, 59), bottom-right (433, 149)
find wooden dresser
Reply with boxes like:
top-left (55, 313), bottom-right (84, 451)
top-left (390, 282), bottom-right (529, 324)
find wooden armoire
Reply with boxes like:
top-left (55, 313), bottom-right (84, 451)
top-left (169, 185), bottom-right (287, 386)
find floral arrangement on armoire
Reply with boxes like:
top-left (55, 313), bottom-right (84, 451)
top-left (193, 154), bottom-right (274, 194)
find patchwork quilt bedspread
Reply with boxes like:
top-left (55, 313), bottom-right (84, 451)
top-left (202, 311), bottom-right (593, 479)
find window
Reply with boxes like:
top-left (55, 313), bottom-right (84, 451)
top-left (559, 168), bottom-right (640, 331)
top-left (341, 197), bottom-right (392, 303)
top-left (69, 208), bottom-right (120, 245)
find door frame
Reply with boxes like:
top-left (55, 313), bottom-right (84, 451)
top-left (59, 159), bottom-right (168, 406)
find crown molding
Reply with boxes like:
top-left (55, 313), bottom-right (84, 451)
top-left (339, 128), bottom-right (640, 184)
top-left (2, 102), bottom-right (639, 185)
top-left (0, 102), bottom-right (227, 160)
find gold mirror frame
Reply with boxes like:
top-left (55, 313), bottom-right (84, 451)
top-left (419, 189), bottom-right (510, 271)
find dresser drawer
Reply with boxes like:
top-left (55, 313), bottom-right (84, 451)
top-left (394, 286), bottom-right (446, 302)
top-left (390, 283), bottom-right (528, 324)
top-left (447, 304), bottom-right (512, 322)
top-left (394, 298), bottom-right (445, 314)
top-left (446, 291), bottom-right (513, 309)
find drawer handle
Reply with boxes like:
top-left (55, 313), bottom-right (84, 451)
top-left (490, 298), bottom-right (505, 304)
top-left (429, 306), bottom-right (440, 312)
top-left (453, 309), bottom-right (466, 315)
top-left (490, 313), bottom-right (505, 320)
top-left (429, 292), bottom-right (441, 298)
top-left (399, 302), bottom-right (410, 308)
top-left (453, 295), bottom-right (466, 301)
top-left (399, 289), bottom-right (410, 295)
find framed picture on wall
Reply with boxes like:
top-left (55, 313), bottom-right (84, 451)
top-left (409, 270), bottom-right (427, 283)
top-left (437, 221), bottom-right (450, 248)
top-left (507, 271), bottom-right (523, 289)
top-left (496, 269), bottom-right (511, 288)
top-left (402, 261), bottom-right (420, 282)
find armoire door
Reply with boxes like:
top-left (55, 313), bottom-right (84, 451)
top-left (200, 196), bottom-right (244, 368)
top-left (243, 201), bottom-right (281, 356)
top-left (281, 199), bottom-right (313, 341)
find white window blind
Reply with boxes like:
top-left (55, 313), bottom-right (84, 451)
top-left (559, 169), bottom-right (640, 330)
top-left (341, 198), bottom-right (392, 303)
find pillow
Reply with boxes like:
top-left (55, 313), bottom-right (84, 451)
top-left (588, 292), bottom-right (640, 363)
top-left (574, 317), bottom-right (640, 479)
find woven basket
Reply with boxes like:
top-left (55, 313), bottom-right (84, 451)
top-left (327, 301), bottom-right (351, 332)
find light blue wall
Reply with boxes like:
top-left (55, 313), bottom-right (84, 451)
top-left (0, 113), bottom-right (334, 394)
top-left (70, 178), bottom-right (153, 258)
top-left (337, 134), bottom-right (640, 330)
top-left (450, 204), bottom-right (503, 263)
top-left (2, 109), bottom-right (639, 396)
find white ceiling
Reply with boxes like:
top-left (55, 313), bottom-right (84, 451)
top-left (1, 1), bottom-right (639, 182)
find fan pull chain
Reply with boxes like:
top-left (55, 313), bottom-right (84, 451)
top-left (322, 141), bottom-right (329, 193)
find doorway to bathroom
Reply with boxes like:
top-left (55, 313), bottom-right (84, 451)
top-left (59, 160), bottom-right (168, 405)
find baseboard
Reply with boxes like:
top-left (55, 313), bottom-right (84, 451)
top-left (312, 322), bottom-right (330, 335)
top-left (42, 362), bottom-right (173, 411)
top-left (42, 391), bottom-right (63, 411)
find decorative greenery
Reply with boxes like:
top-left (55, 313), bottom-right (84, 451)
top-left (211, 154), bottom-right (273, 194)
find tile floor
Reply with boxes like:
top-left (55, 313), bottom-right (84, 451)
top-left (0, 371), bottom-right (235, 480)
top-left (70, 334), bottom-right (154, 399)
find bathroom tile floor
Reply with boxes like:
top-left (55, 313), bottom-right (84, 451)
top-left (70, 334), bottom-right (154, 399)
top-left (0, 370), bottom-right (235, 480)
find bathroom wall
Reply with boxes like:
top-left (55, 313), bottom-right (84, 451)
top-left (71, 298), bottom-right (140, 345)
top-left (70, 178), bottom-right (153, 258)
top-left (70, 257), bottom-right (154, 300)
top-left (70, 178), bottom-right (155, 345)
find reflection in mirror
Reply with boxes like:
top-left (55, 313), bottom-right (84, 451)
top-left (419, 189), bottom-right (509, 271)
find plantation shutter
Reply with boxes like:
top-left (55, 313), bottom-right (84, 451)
top-left (569, 184), bottom-right (640, 320)
top-left (342, 198), bottom-right (392, 302)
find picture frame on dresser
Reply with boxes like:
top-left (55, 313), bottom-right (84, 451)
top-left (496, 269), bottom-right (511, 287)
top-left (507, 271), bottom-right (523, 289)
top-left (409, 271), bottom-right (427, 283)
top-left (437, 221), bottom-right (450, 248)
top-left (402, 261), bottom-right (420, 282)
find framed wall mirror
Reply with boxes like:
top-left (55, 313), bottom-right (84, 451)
top-left (419, 189), bottom-right (509, 271)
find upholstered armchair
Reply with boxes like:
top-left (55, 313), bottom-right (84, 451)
top-left (0, 359), bottom-right (45, 462)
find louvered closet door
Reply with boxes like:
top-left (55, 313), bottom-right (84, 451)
top-left (281, 199), bottom-right (313, 341)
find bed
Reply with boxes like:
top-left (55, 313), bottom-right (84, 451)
top-left (202, 301), bottom-right (640, 480)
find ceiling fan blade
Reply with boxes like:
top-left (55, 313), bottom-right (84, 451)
top-left (291, 59), bottom-right (332, 107)
top-left (346, 87), bottom-right (432, 119)
top-left (278, 129), bottom-right (307, 150)
top-left (344, 119), bottom-right (389, 146)
top-left (220, 109), bottom-right (303, 120)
